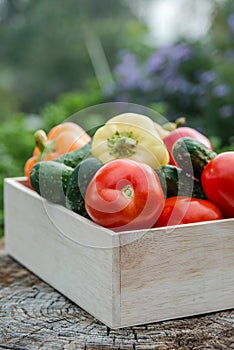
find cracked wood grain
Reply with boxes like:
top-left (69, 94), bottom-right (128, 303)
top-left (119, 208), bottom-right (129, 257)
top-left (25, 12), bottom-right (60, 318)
top-left (0, 239), bottom-right (233, 350)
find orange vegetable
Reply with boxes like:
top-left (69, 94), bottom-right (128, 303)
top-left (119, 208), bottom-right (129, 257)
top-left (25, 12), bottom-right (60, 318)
top-left (24, 156), bottom-right (37, 181)
top-left (24, 122), bottom-right (91, 185)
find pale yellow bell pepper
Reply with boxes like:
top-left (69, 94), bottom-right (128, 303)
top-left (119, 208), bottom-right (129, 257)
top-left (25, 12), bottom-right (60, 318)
top-left (91, 113), bottom-right (169, 169)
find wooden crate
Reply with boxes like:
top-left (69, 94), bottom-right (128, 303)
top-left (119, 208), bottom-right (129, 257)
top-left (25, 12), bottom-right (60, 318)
top-left (4, 177), bottom-right (234, 329)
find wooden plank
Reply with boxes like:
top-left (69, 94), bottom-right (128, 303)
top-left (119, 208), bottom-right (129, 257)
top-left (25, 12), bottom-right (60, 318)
top-left (4, 177), bottom-right (234, 328)
top-left (1, 240), bottom-right (233, 349)
top-left (4, 177), bottom-right (121, 328)
top-left (120, 220), bottom-right (234, 327)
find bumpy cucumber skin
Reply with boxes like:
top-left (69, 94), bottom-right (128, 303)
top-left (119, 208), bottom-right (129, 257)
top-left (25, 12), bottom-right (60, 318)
top-left (66, 157), bottom-right (103, 218)
top-left (30, 161), bottom-right (74, 204)
top-left (156, 164), bottom-right (207, 199)
top-left (172, 137), bottom-right (216, 179)
top-left (54, 141), bottom-right (92, 168)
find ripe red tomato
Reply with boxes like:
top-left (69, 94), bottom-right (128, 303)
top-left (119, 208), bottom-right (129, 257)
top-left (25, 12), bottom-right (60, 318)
top-left (85, 159), bottom-right (165, 232)
top-left (154, 196), bottom-right (222, 227)
top-left (163, 127), bottom-right (213, 165)
top-left (201, 152), bottom-right (234, 218)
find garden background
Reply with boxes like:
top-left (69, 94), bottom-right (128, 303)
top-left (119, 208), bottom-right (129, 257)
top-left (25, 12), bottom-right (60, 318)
top-left (0, 0), bottom-right (234, 237)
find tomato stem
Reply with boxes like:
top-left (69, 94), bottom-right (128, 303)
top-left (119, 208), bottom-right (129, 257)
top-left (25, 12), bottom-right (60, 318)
top-left (108, 131), bottom-right (138, 158)
top-left (122, 184), bottom-right (134, 199)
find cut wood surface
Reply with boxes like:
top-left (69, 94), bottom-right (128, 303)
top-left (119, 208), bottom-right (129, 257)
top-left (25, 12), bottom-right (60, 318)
top-left (0, 239), bottom-right (233, 350)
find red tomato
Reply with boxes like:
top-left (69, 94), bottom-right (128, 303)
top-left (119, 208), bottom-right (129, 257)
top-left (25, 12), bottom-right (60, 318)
top-left (154, 196), bottom-right (222, 227)
top-left (201, 152), bottom-right (234, 218)
top-left (85, 159), bottom-right (165, 232)
top-left (163, 127), bottom-right (213, 165)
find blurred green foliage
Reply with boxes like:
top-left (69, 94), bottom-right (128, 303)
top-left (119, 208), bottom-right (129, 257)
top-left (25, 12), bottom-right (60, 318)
top-left (0, 0), bottom-right (143, 114)
top-left (41, 83), bottom-right (104, 131)
top-left (0, 115), bottom-right (36, 237)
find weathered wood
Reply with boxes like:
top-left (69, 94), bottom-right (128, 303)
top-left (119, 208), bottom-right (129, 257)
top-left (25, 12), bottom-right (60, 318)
top-left (4, 177), bottom-right (121, 328)
top-left (0, 239), bottom-right (233, 350)
top-left (120, 222), bottom-right (234, 326)
top-left (4, 177), bottom-right (234, 329)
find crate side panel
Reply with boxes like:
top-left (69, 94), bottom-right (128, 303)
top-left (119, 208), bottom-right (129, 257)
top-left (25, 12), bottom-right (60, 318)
top-left (120, 220), bottom-right (234, 327)
top-left (4, 178), bottom-right (116, 327)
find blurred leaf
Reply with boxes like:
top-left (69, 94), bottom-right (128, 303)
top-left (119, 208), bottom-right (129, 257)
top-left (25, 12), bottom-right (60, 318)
top-left (0, 0), bottom-right (141, 111)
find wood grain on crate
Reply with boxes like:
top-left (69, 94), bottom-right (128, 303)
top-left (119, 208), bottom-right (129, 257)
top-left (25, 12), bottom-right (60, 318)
top-left (3, 177), bottom-right (234, 329)
top-left (4, 177), bottom-right (121, 327)
top-left (0, 239), bottom-right (234, 350)
top-left (119, 221), bottom-right (234, 326)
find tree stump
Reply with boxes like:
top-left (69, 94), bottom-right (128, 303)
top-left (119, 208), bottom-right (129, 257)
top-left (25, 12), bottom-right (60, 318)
top-left (0, 239), bottom-right (233, 350)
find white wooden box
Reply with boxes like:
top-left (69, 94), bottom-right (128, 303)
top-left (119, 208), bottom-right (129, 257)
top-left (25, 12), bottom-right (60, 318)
top-left (4, 177), bottom-right (234, 328)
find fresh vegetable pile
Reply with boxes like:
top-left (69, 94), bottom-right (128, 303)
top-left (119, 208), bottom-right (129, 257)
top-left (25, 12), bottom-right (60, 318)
top-left (25, 114), bottom-right (234, 232)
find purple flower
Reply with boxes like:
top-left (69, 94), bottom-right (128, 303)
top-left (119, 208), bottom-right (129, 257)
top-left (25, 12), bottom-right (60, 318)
top-left (228, 13), bottom-right (234, 33)
top-left (197, 71), bottom-right (217, 85)
top-left (146, 43), bottom-right (191, 75)
top-left (114, 93), bottom-right (129, 102)
top-left (219, 105), bottom-right (233, 119)
top-left (164, 76), bottom-right (191, 94)
top-left (191, 85), bottom-right (205, 96)
top-left (147, 53), bottom-right (165, 74)
top-left (213, 84), bottom-right (230, 97)
top-left (172, 43), bottom-right (192, 62)
top-left (114, 51), bottom-right (141, 89)
top-left (158, 43), bottom-right (191, 62)
top-left (140, 79), bottom-right (154, 92)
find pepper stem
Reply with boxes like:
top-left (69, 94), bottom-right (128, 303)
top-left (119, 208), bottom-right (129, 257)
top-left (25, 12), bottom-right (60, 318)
top-left (34, 130), bottom-right (48, 153)
top-left (108, 131), bottom-right (138, 158)
top-left (34, 129), bottom-right (56, 161)
top-left (175, 117), bottom-right (186, 128)
top-left (162, 117), bottom-right (186, 131)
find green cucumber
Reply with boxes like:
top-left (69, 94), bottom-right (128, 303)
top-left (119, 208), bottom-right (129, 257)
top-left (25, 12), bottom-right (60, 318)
top-left (156, 164), bottom-right (207, 199)
top-left (66, 157), bottom-right (103, 218)
top-left (172, 137), bottom-right (216, 179)
top-left (30, 161), bottom-right (74, 204)
top-left (54, 141), bottom-right (92, 168)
